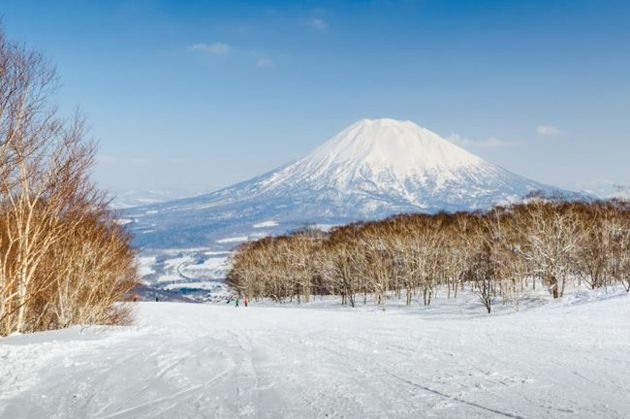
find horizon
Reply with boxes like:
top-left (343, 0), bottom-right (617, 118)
top-left (1, 0), bottom-right (629, 199)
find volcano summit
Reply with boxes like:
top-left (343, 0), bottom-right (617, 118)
top-left (128, 119), bottom-right (568, 249)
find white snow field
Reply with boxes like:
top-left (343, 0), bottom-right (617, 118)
top-left (1, 293), bottom-right (629, 419)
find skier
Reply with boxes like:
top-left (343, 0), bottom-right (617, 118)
top-left (235, 297), bottom-right (240, 308)
top-left (244, 297), bottom-right (249, 307)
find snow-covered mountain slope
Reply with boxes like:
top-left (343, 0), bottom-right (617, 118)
top-left (2, 290), bottom-right (629, 418)
top-left (571, 180), bottom-right (630, 201)
top-left (109, 188), bottom-right (208, 209)
top-left (127, 118), bottom-right (575, 249)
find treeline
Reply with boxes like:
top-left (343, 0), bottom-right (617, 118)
top-left (0, 30), bottom-right (138, 336)
top-left (228, 199), bottom-right (630, 313)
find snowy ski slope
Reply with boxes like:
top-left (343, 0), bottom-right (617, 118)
top-left (1, 290), bottom-right (629, 418)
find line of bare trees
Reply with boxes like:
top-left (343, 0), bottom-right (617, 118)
top-left (228, 199), bottom-right (629, 313)
top-left (0, 29), bottom-right (138, 336)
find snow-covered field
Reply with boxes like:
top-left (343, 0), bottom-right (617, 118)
top-left (1, 291), bottom-right (629, 418)
top-left (135, 248), bottom-right (232, 301)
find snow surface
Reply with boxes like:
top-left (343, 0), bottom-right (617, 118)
top-left (2, 292), bottom-right (629, 418)
top-left (137, 256), bottom-right (157, 278)
top-left (252, 221), bottom-right (278, 229)
top-left (264, 118), bottom-right (484, 188)
top-left (569, 180), bottom-right (630, 201)
top-left (109, 188), bottom-right (210, 209)
top-left (126, 118), bottom-right (580, 250)
top-left (133, 248), bottom-right (232, 301)
top-left (216, 236), bottom-right (249, 244)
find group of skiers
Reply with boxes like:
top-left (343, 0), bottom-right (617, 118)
top-left (232, 296), bottom-right (248, 307)
top-left (150, 293), bottom-right (248, 307)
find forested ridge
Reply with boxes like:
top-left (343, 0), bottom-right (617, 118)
top-left (229, 199), bottom-right (629, 312)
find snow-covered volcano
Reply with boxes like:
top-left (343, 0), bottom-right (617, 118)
top-left (128, 118), bottom-right (569, 249)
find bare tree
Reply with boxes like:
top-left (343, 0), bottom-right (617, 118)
top-left (228, 197), bottom-right (629, 313)
top-left (0, 28), bottom-right (138, 336)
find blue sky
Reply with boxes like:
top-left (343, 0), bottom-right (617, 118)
top-left (2, 0), bottom-right (629, 194)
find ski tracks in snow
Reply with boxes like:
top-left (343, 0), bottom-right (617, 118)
top-left (2, 300), bottom-right (630, 418)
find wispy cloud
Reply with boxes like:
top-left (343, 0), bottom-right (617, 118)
top-left (536, 125), bottom-right (565, 137)
top-left (189, 42), bottom-right (274, 69)
top-left (189, 42), bottom-right (231, 55)
top-left (447, 134), bottom-right (518, 148)
top-left (256, 56), bottom-right (274, 69)
top-left (305, 18), bottom-right (328, 31)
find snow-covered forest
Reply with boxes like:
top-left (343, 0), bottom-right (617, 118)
top-left (229, 199), bottom-right (630, 312)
